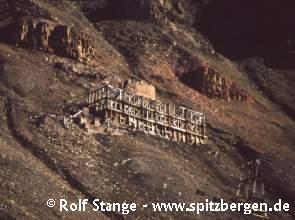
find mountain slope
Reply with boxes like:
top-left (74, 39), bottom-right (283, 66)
top-left (0, 0), bottom-right (294, 220)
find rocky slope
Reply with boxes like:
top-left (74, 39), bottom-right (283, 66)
top-left (0, 0), bottom-right (294, 220)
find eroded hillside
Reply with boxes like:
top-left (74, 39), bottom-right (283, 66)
top-left (0, 0), bottom-right (294, 220)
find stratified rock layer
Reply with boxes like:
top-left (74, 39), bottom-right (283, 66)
top-left (0, 18), bottom-right (95, 62)
top-left (174, 57), bottom-right (248, 101)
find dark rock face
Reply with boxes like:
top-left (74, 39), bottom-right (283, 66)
top-left (0, 1), bottom-right (294, 220)
top-left (49, 25), bottom-right (95, 62)
top-left (196, 0), bottom-right (295, 60)
top-left (0, 0), bottom-right (52, 19)
top-left (76, 0), bottom-right (198, 26)
top-left (240, 58), bottom-right (295, 119)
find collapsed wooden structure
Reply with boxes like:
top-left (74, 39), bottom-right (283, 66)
top-left (87, 84), bottom-right (206, 145)
top-left (236, 159), bottom-right (269, 219)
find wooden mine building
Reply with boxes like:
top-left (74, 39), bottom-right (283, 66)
top-left (87, 81), bottom-right (206, 145)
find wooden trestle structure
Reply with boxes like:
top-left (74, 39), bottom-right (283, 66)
top-left (236, 159), bottom-right (269, 219)
top-left (87, 85), bottom-right (206, 145)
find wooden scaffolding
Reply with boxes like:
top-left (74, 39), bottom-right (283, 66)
top-left (87, 85), bottom-right (206, 145)
top-left (236, 159), bottom-right (269, 219)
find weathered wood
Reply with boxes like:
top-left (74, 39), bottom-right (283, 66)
top-left (236, 159), bottom-right (269, 219)
top-left (88, 85), bottom-right (206, 145)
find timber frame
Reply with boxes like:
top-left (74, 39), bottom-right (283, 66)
top-left (87, 84), bottom-right (206, 145)
top-left (236, 159), bottom-right (269, 219)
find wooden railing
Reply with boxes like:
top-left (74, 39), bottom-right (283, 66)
top-left (88, 85), bottom-right (206, 145)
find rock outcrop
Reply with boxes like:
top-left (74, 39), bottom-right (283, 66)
top-left (49, 24), bottom-right (95, 62)
top-left (190, 66), bottom-right (248, 101)
top-left (174, 58), bottom-right (248, 101)
top-left (0, 18), bottom-right (95, 62)
top-left (0, 1), bottom-right (295, 220)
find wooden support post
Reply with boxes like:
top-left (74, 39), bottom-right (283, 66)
top-left (87, 84), bottom-right (206, 145)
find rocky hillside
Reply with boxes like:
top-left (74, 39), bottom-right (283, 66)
top-left (0, 0), bottom-right (294, 220)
